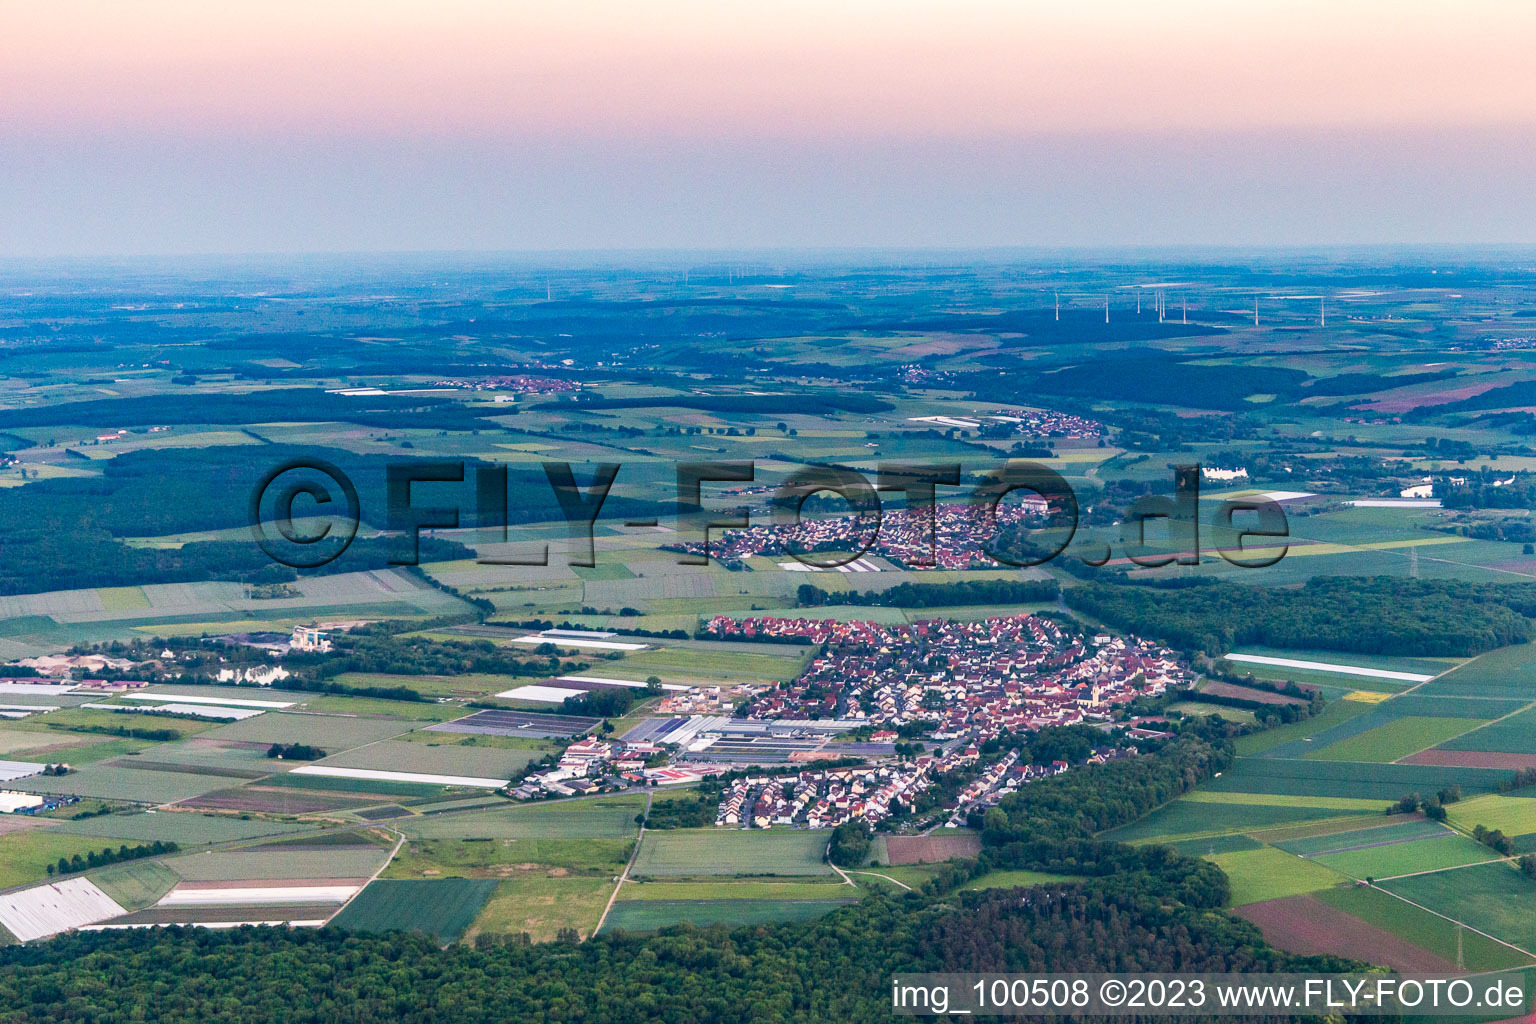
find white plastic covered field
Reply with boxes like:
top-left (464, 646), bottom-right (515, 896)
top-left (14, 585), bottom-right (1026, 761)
top-left (0, 878), bottom-right (127, 941)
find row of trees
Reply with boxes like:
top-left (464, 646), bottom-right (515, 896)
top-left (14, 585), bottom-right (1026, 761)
top-left (46, 841), bottom-right (178, 877)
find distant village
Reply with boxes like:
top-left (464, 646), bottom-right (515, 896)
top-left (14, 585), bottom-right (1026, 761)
top-left (666, 500), bottom-right (1050, 570)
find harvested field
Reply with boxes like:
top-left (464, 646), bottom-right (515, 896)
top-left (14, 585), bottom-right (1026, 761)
top-left (1235, 893), bottom-right (1457, 972)
top-left (880, 833), bottom-right (981, 865)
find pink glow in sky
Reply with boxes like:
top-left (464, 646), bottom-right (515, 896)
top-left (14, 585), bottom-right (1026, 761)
top-left (3, 1), bottom-right (1536, 253)
top-left (7, 0), bottom-right (1536, 138)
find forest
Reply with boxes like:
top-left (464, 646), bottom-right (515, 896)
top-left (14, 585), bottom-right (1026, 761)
top-left (1064, 576), bottom-right (1536, 656)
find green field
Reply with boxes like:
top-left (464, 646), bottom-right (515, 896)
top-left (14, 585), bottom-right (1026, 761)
top-left (1439, 705), bottom-right (1536, 753)
top-left (331, 879), bottom-right (499, 943)
top-left (1234, 698), bottom-right (1372, 756)
top-left (630, 828), bottom-right (833, 878)
top-left (1100, 798), bottom-right (1372, 842)
top-left (48, 811), bottom-right (310, 845)
top-left (599, 898), bottom-right (852, 934)
top-left (1312, 834), bottom-right (1499, 879)
top-left (9, 764), bottom-right (238, 804)
top-left (1202, 757), bottom-right (1510, 801)
top-left (202, 712), bottom-right (416, 748)
top-left (1414, 645), bottom-right (1536, 700)
top-left (383, 837), bottom-right (632, 878)
top-left (1208, 848), bottom-right (1349, 906)
top-left (399, 796), bottom-right (647, 840)
top-left (89, 860), bottom-right (179, 911)
top-left (1306, 716), bottom-right (1489, 763)
top-left (1382, 861), bottom-right (1536, 953)
top-left (165, 847), bottom-right (390, 882)
top-left (1161, 834), bottom-right (1265, 855)
top-left (0, 829), bottom-right (138, 889)
top-left (1446, 795), bottom-right (1536, 837)
top-left (314, 739), bottom-right (541, 779)
top-left (1273, 819), bottom-right (1450, 857)
top-left (1314, 883), bottom-right (1534, 971)
top-left (465, 876), bottom-right (617, 942)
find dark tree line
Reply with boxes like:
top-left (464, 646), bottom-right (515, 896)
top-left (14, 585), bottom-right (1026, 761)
top-left (795, 578), bottom-right (1059, 609)
top-left (1065, 576), bottom-right (1534, 656)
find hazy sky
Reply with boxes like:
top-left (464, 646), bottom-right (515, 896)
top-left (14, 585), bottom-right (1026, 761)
top-left (4, 1), bottom-right (1536, 255)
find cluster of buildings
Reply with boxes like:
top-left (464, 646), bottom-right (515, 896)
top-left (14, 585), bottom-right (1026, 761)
top-left (509, 736), bottom-right (722, 799)
top-left (704, 614), bottom-right (1188, 743)
top-left (715, 759), bottom-right (957, 829)
top-left (667, 501), bottom-right (1049, 570)
top-left (986, 409), bottom-right (1104, 439)
top-left (710, 742), bottom-right (1131, 832)
top-left (432, 374), bottom-right (578, 395)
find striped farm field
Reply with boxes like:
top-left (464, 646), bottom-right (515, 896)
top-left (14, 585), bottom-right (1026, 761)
top-left (1381, 861), bottom-right (1536, 953)
top-left (398, 795), bottom-right (646, 840)
top-left (1305, 716), bottom-right (1489, 763)
top-left (1436, 705), bottom-right (1536, 754)
top-left (47, 812), bottom-right (310, 845)
top-left (165, 847), bottom-right (389, 882)
top-left (331, 879), bottom-right (498, 943)
top-left (1272, 819), bottom-right (1450, 857)
top-left (1234, 699), bottom-right (1372, 756)
top-left (1314, 883), bottom-right (1533, 971)
top-left (630, 828), bottom-right (833, 878)
top-left (1099, 797), bottom-right (1372, 843)
top-left (1412, 644), bottom-right (1536, 700)
top-left (1311, 833), bottom-right (1499, 880)
top-left (1202, 757), bottom-right (1510, 801)
top-left (1179, 791), bottom-right (1390, 810)
top-left (88, 861), bottom-right (179, 911)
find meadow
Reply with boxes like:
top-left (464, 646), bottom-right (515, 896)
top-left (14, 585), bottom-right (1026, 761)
top-left (630, 828), bottom-right (833, 878)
